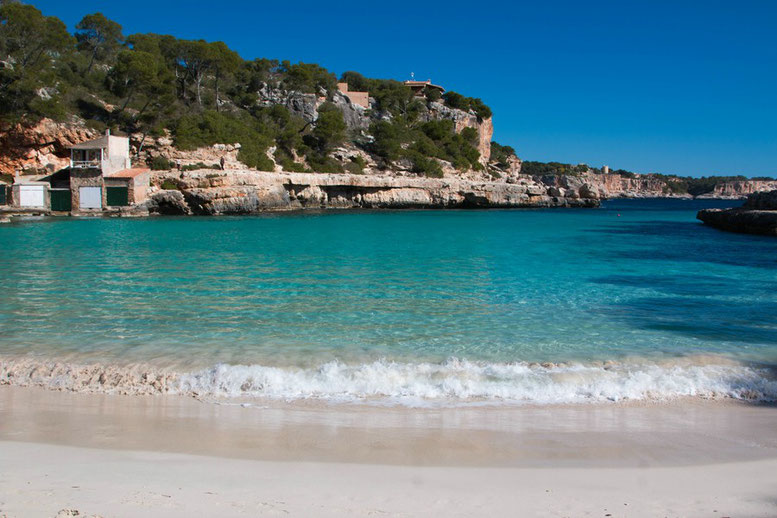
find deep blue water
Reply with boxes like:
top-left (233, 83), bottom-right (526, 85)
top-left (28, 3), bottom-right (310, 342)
top-left (2, 199), bottom-right (777, 403)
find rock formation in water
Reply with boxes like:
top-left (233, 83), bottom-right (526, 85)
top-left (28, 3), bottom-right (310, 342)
top-left (697, 190), bottom-right (777, 236)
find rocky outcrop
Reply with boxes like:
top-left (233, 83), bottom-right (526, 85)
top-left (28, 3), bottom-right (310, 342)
top-left (132, 132), bottom-right (246, 170)
top-left (141, 190), bottom-right (191, 215)
top-left (0, 118), bottom-right (99, 175)
top-left (699, 180), bottom-right (777, 199)
top-left (424, 101), bottom-right (492, 165)
top-left (142, 170), bottom-right (599, 215)
top-left (256, 84), bottom-right (320, 123)
top-left (537, 172), bottom-right (684, 199)
top-left (697, 190), bottom-right (777, 236)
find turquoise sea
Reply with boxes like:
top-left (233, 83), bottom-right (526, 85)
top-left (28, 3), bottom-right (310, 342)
top-left (2, 199), bottom-right (777, 405)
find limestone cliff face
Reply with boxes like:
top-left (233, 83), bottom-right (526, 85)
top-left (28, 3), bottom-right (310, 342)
top-left (0, 118), bottom-right (99, 175)
top-left (141, 170), bottom-right (599, 215)
top-left (535, 172), bottom-right (676, 199)
top-left (702, 180), bottom-right (777, 198)
top-left (424, 101), bottom-right (493, 165)
top-left (132, 132), bottom-right (247, 170)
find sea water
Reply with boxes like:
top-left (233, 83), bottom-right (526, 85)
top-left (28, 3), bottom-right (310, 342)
top-left (1, 199), bottom-right (776, 405)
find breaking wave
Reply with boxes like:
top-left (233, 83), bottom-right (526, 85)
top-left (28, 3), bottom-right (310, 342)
top-left (3, 356), bottom-right (777, 406)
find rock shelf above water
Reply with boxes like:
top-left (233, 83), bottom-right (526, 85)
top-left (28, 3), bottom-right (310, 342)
top-left (697, 190), bottom-right (777, 236)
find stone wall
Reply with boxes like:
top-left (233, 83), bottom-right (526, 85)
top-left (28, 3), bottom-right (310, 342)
top-left (69, 168), bottom-right (104, 211)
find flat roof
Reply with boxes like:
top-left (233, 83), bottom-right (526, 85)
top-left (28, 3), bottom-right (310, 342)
top-left (403, 80), bottom-right (445, 92)
top-left (70, 135), bottom-right (109, 150)
top-left (107, 167), bottom-right (150, 179)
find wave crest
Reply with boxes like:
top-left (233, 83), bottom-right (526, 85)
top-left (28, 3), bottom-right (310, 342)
top-left (180, 357), bottom-right (777, 405)
top-left (3, 356), bottom-right (777, 406)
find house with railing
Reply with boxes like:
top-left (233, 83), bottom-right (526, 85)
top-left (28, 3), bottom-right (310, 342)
top-left (70, 130), bottom-right (131, 173)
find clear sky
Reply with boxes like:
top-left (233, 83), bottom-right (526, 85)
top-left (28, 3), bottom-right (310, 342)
top-left (32, 0), bottom-right (777, 177)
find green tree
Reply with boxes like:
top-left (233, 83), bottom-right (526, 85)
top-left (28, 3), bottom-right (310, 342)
top-left (108, 49), bottom-right (174, 117)
top-left (309, 102), bottom-right (345, 152)
top-left (176, 39), bottom-right (211, 106)
top-left (75, 12), bottom-right (123, 73)
top-left (340, 71), bottom-right (370, 92)
top-left (206, 41), bottom-right (241, 111)
top-left (0, 3), bottom-right (74, 121)
top-left (280, 61), bottom-right (337, 94)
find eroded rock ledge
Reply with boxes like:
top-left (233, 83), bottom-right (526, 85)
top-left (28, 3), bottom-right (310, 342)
top-left (140, 170), bottom-right (599, 215)
top-left (697, 190), bottom-right (777, 236)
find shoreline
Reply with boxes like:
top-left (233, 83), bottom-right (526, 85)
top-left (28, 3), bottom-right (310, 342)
top-left (2, 385), bottom-right (777, 517)
top-left (3, 353), bottom-right (777, 406)
top-left (0, 193), bottom-right (742, 221)
top-left (3, 385), bottom-right (777, 468)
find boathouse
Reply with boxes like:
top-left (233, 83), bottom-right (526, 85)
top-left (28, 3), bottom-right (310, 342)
top-left (8, 130), bottom-right (150, 213)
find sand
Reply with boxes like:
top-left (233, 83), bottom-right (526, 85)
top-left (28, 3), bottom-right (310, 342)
top-left (2, 386), bottom-right (777, 517)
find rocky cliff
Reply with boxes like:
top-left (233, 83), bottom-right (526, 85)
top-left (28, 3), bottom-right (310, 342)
top-left (535, 172), bottom-right (684, 199)
top-left (0, 118), bottom-right (99, 176)
top-left (697, 190), bottom-right (777, 236)
top-left (700, 180), bottom-right (777, 198)
top-left (140, 170), bottom-right (599, 215)
top-left (3, 118), bottom-right (774, 205)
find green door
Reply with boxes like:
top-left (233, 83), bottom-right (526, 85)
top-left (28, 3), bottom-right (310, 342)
top-left (50, 189), bottom-right (72, 211)
top-left (106, 186), bottom-right (129, 206)
top-left (0, 185), bottom-right (6, 205)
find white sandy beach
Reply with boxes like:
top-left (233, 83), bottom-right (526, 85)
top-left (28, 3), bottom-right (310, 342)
top-left (2, 387), bottom-right (777, 517)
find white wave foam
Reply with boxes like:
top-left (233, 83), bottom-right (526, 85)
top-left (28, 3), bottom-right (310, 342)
top-left (176, 357), bottom-right (777, 406)
top-left (4, 355), bottom-right (776, 406)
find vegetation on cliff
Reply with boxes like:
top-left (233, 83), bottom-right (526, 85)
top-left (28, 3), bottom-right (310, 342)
top-left (0, 2), bottom-right (502, 177)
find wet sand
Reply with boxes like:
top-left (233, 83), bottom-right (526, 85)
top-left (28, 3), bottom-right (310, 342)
top-left (2, 386), bottom-right (777, 516)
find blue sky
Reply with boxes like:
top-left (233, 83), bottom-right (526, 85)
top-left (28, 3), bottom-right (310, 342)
top-left (33, 0), bottom-right (777, 177)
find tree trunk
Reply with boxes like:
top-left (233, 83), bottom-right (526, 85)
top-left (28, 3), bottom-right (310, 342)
top-left (137, 132), bottom-right (148, 156)
top-left (117, 88), bottom-right (135, 115)
top-left (215, 72), bottom-right (220, 112)
top-left (136, 99), bottom-right (151, 120)
top-left (196, 71), bottom-right (203, 106)
top-left (86, 47), bottom-right (97, 74)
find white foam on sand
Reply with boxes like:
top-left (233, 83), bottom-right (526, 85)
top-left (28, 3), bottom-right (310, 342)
top-left (177, 357), bottom-right (777, 406)
top-left (4, 355), bottom-right (775, 406)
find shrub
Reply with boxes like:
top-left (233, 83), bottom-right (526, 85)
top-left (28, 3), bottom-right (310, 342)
top-left (308, 102), bottom-right (346, 152)
top-left (442, 91), bottom-right (492, 120)
top-left (490, 141), bottom-right (516, 168)
top-left (180, 162), bottom-right (218, 171)
top-left (149, 156), bottom-right (173, 170)
top-left (160, 179), bottom-right (179, 190)
top-left (306, 153), bottom-right (343, 174)
top-left (425, 88), bottom-right (442, 102)
top-left (344, 156), bottom-right (365, 175)
top-left (407, 151), bottom-right (443, 178)
top-left (340, 71), bottom-right (370, 93)
top-left (280, 61), bottom-right (337, 94)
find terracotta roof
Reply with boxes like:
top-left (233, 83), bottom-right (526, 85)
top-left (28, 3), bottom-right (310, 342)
top-left (107, 167), bottom-right (150, 178)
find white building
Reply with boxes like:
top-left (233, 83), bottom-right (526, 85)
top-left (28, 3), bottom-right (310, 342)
top-left (70, 129), bottom-right (131, 175)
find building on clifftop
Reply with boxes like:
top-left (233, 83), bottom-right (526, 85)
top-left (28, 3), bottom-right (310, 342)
top-left (336, 82), bottom-right (369, 109)
top-left (403, 80), bottom-right (445, 97)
